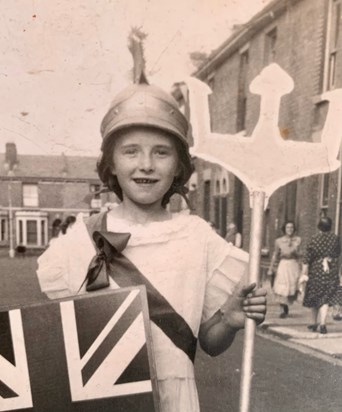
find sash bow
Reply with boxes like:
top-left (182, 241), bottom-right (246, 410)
top-left (85, 231), bottom-right (131, 291)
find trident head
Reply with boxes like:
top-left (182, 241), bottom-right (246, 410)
top-left (179, 63), bottom-right (342, 202)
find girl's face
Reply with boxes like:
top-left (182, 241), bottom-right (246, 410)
top-left (111, 127), bottom-right (180, 209)
top-left (285, 223), bottom-right (295, 236)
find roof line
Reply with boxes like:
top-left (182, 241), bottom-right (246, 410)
top-left (193, 0), bottom-right (302, 78)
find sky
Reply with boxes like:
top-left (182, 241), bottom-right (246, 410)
top-left (0, 0), bottom-right (271, 157)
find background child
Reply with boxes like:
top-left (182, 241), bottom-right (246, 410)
top-left (37, 77), bottom-right (266, 412)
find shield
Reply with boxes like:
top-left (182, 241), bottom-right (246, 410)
top-left (0, 286), bottom-right (160, 412)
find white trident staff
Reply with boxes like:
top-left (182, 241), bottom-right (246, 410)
top-left (179, 63), bottom-right (342, 412)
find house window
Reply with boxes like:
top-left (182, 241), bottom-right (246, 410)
top-left (23, 184), bottom-right (38, 207)
top-left (233, 177), bottom-right (244, 243)
top-left (236, 50), bottom-right (249, 132)
top-left (264, 27), bottom-right (277, 64)
top-left (285, 182), bottom-right (297, 222)
top-left (19, 220), bottom-right (23, 244)
top-left (16, 212), bottom-right (48, 247)
top-left (320, 173), bottom-right (330, 209)
top-left (220, 196), bottom-right (228, 237)
top-left (214, 196), bottom-right (220, 230)
top-left (326, 0), bottom-right (341, 90)
top-left (41, 220), bottom-right (46, 245)
top-left (0, 217), bottom-right (8, 241)
top-left (203, 180), bottom-right (211, 221)
top-left (26, 220), bottom-right (38, 245)
top-left (213, 176), bottom-right (229, 236)
top-left (262, 209), bottom-right (270, 251)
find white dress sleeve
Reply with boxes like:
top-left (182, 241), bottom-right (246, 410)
top-left (201, 226), bottom-right (249, 323)
top-left (37, 213), bottom-right (96, 299)
top-left (36, 234), bottom-right (72, 299)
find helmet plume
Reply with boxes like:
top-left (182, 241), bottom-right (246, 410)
top-left (128, 27), bottom-right (149, 84)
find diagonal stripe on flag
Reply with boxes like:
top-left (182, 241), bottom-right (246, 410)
top-left (81, 292), bottom-right (142, 384)
top-left (81, 290), bottom-right (140, 369)
top-left (85, 313), bottom-right (146, 390)
top-left (0, 380), bottom-right (18, 399)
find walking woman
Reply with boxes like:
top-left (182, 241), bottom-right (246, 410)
top-left (267, 221), bottom-right (301, 318)
top-left (299, 216), bottom-right (340, 334)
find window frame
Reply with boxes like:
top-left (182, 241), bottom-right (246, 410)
top-left (325, 0), bottom-right (341, 91)
top-left (0, 216), bottom-right (8, 242)
top-left (22, 183), bottom-right (39, 207)
top-left (236, 48), bottom-right (249, 132)
top-left (264, 27), bottom-right (277, 65)
top-left (320, 173), bottom-right (330, 210)
top-left (15, 212), bottom-right (48, 247)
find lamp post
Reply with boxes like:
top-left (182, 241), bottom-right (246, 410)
top-left (8, 182), bottom-right (15, 258)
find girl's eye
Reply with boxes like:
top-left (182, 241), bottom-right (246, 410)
top-left (123, 147), bottom-right (138, 155)
top-left (155, 149), bottom-right (170, 157)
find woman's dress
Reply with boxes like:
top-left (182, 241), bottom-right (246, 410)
top-left (303, 232), bottom-right (340, 308)
top-left (273, 235), bottom-right (301, 304)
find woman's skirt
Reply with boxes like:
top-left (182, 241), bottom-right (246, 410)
top-left (273, 259), bottom-right (300, 304)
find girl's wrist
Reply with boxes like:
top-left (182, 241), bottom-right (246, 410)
top-left (219, 308), bottom-right (241, 333)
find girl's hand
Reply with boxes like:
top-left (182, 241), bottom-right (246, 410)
top-left (221, 283), bottom-right (267, 329)
top-left (266, 269), bottom-right (273, 276)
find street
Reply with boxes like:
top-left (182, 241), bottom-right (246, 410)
top-left (196, 333), bottom-right (342, 412)
top-left (1, 254), bottom-right (342, 412)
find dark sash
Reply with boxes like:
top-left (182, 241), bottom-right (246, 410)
top-left (83, 212), bottom-right (197, 363)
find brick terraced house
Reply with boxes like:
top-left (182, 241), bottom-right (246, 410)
top-left (186, 0), bottom-right (342, 262)
top-left (0, 142), bottom-right (116, 252)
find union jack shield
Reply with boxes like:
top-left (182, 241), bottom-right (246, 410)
top-left (0, 286), bottom-right (160, 412)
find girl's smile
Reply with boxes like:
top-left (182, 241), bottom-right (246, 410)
top-left (111, 127), bottom-right (180, 211)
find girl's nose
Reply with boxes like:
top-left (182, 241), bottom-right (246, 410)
top-left (138, 153), bottom-right (154, 172)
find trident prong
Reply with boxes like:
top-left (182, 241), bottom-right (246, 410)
top-left (181, 63), bottom-right (342, 201)
top-left (250, 63), bottom-right (294, 145)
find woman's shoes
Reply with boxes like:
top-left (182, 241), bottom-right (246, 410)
top-left (307, 324), bottom-right (318, 332)
top-left (307, 324), bottom-right (328, 334)
top-left (279, 304), bottom-right (289, 318)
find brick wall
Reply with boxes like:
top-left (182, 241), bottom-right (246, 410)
top-left (193, 0), bottom-right (331, 252)
top-left (39, 182), bottom-right (64, 208)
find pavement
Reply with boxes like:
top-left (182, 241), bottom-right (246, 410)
top-left (259, 282), bottom-right (342, 360)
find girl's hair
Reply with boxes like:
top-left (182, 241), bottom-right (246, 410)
top-left (317, 216), bottom-right (332, 232)
top-left (97, 126), bottom-right (194, 208)
top-left (281, 220), bottom-right (296, 234)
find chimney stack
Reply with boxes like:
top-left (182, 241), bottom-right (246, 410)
top-left (5, 142), bottom-right (18, 173)
top-left (5, 142), bottom-right (18, 176)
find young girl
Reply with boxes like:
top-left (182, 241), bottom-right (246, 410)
top-left (37, 80), bottom-right (267, 412)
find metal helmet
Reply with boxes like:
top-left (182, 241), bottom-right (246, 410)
top-left (100, 82), bottom-right (189, 150)
top-left (98, 82), bottom-right (193, 207)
